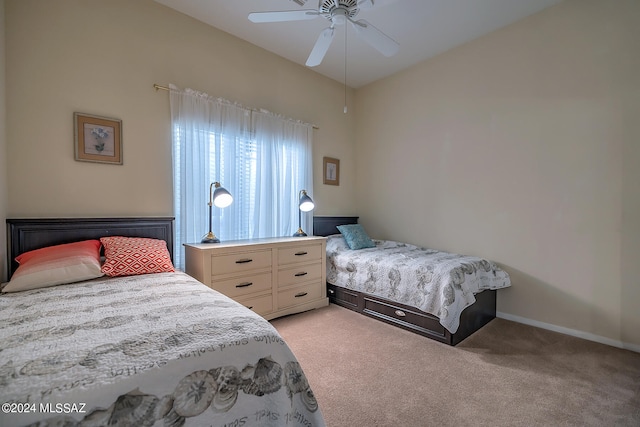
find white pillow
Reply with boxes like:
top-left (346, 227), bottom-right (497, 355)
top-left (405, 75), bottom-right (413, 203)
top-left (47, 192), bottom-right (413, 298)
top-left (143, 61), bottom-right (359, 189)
top-left (2, 240), bottom-right (104, 293)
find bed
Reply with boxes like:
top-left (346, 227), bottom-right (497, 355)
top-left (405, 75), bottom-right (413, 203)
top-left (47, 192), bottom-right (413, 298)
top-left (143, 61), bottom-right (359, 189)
top-left (1, 217), bottom-right (325, 427)
top-left (313, 216), bottom-right (511, 346)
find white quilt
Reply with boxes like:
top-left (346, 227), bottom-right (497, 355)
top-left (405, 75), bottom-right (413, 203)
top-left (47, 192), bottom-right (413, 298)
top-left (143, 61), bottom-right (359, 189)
top-left (0, 272), bottom-right (325, 427)
top-left (326, 235), bottom-right (511, 334)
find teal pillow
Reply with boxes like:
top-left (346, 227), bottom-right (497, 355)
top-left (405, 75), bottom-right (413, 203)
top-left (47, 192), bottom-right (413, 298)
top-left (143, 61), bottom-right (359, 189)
top-left (336, 224), bottom-right (375, 250)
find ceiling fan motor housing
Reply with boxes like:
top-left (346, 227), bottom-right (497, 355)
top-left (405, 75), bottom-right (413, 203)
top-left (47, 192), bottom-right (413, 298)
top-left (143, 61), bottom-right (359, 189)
top-left (320, 0), bottom-right (360, 22)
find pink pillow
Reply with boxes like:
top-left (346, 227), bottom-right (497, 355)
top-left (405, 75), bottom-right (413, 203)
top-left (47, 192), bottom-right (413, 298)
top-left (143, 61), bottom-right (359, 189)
top-left (2, 240), bottom-right (104, 293)
top-left (100, 236), bottom-right (175, 277)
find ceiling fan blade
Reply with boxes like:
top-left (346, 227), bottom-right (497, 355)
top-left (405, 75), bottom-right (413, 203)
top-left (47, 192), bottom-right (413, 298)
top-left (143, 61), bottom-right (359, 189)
top-left (306, 27), bottom-right (335, 67)
top-left (248, 9), bottom-right (319, 23)
top-left (357, 0), bottom-right (374, 9)
top-left (350, 19), bottom-right (399, 57)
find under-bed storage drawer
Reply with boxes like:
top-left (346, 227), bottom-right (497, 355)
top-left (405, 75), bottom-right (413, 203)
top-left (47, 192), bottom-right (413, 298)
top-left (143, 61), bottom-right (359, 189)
top-left (328, 283), bottom-right (498, 345)
top-left (327, 283), bottom-right (359, 309)
top-left (363, 297), bottom-right (446, 338)
top-left (328, 282), bottom-right (447, 340)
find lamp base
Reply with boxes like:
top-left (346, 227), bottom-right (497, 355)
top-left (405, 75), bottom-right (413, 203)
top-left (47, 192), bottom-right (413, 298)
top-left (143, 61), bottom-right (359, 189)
top-left (201, 232), bottom-right (220, 244)
top-left (292, 228), bottom-right (307, 237)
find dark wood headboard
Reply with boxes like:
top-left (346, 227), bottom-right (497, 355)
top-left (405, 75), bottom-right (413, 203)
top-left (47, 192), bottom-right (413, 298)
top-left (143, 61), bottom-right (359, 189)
top-left (6, 217), bottom-right (174, 278)
top-left (313, 216), bottom-right (359, 237)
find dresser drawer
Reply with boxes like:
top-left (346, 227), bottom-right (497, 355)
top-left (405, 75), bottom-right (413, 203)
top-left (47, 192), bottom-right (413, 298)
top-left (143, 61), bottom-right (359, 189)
top-left (278, 263), bottom-right (322, 287)
top-left (237, 294), bottom-right (273, 317)
top-left (211, 272), bottom-right (272, 298)
top-left (278, 244), bottom-right (322, 266)
top-left (211, 250), bottom-right (271, 275)
top-left (278, 283), bottom-right (322, 309)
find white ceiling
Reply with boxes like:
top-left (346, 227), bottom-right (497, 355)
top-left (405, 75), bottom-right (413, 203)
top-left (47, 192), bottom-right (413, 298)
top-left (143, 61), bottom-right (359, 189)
top-left (154, 0), bottom-right (561, 88)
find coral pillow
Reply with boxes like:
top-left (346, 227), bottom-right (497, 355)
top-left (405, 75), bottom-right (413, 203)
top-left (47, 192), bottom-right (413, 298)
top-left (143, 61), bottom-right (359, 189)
top-left (2, 240), bottom-right (104, 293)
top-left (100, 236), bottom-right (175, 277)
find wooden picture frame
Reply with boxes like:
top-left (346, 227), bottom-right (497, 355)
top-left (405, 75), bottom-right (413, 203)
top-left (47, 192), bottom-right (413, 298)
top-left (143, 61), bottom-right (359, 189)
top-left (323, 157), bottom-right (340, 186)
top-left (74, 113), bottom-right (123, 164)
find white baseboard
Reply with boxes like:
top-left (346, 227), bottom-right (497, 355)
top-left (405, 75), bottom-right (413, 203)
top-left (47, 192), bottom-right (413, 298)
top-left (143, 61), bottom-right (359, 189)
top-left (496, 312), bottom-right (640, 354)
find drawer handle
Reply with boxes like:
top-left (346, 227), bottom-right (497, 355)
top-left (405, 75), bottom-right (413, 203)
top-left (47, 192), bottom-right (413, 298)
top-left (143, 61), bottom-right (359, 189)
top-left (394, 310), bottom-right (406, 317)
top-left (294, 292), bottom-right (308, 298)
top-left (328, 289), bottom-right (335, 294)
top-left (294, 272), bottom-right (308, 277)
top-left (294, 251), bottom-right (308, 256)
top-left (235, 258), bottom-right (253, 264)
top-left (235, 282), bottom-right (253, 288)
top-left (246, 306), bottom-right (254, 310)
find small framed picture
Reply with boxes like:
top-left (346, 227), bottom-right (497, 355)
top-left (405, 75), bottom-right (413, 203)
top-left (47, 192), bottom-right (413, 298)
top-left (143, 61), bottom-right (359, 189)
top-left (323, 157), bottom-right (340, 186)
top-left (74, 113), bottom-right (123, 164)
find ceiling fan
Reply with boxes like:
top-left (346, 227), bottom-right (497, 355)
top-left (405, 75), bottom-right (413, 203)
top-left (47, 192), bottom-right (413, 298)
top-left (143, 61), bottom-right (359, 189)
top-left (248, 0), bottom-right (399, 67)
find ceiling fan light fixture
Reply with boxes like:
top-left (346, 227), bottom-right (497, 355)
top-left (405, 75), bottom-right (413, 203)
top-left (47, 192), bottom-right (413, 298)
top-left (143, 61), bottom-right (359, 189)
top-left (331, 8), bottom-right (348, 26)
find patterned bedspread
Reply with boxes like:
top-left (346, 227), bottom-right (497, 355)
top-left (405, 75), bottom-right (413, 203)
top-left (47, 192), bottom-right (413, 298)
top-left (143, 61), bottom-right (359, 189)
top-left (326, 235), bottom-right (511, 333)
top-left (0, 272), bottom-right (325, 427)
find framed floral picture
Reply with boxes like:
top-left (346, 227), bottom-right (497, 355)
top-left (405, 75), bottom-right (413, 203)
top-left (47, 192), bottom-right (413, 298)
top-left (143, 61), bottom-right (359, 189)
top-left (323, 156), bottom-right (340, 186)
top-left (74, 113), bottom-right (123, 164)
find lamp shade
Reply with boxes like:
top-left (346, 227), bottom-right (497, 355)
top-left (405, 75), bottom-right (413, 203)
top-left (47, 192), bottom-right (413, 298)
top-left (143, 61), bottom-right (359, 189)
top-left (213, 185), bottom-right (233, 208)
top-left (293, 190), bottom-right (314, 237)
top-left (299, 191), bottom-right (315, 212)
top-left (202, 182), bottom-right (233, 244)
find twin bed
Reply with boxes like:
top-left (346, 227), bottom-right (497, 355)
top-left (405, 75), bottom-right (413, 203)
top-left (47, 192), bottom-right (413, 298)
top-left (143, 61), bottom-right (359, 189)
top-left (314, 216), bottom-right (511, 346)
top-left (1, 218), bottom-right (325, 427)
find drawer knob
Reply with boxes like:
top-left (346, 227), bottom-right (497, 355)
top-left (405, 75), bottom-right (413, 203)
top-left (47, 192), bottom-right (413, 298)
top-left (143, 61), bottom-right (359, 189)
top-left (294, 292), bottom-right (308, 298)
top-left (294, 272), bottom-right (308, 277)
top-left (235, 258), bottom-right (253, 264)
top-left (236, 282), bottom-right (253, 288)
top-left (394, 310), bottom-right (406, 317)
top-left (295, 251), bottom-right (308, 256)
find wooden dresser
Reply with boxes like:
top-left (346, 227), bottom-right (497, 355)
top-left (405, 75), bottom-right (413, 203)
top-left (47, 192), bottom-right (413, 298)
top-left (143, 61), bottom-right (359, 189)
top-left (184, 236), bottom-right (327, 320)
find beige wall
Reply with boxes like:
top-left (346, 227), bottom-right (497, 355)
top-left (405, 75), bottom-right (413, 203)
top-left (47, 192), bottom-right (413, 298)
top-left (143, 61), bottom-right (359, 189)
top-left (0, 0), bottom-right (7, 282)
top-left (620, 34), bottom-right (640, 348)
top-left (5, 0), bottom-right (357, 222)
top-left (355, 0), bottom-right (640, 349)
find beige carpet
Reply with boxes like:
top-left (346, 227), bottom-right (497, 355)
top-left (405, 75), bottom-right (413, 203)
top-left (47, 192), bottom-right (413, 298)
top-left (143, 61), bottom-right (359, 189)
top-left (271, 304), bottom-right (640, 427)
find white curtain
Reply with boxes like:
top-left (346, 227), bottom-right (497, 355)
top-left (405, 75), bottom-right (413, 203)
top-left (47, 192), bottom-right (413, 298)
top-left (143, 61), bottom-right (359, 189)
top-left (170, 85), bottom-right (313, 269)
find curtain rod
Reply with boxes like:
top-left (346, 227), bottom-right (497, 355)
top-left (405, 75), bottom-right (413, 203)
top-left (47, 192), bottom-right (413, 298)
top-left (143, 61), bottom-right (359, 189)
top-left (153, 83), bottom-right (319, 130)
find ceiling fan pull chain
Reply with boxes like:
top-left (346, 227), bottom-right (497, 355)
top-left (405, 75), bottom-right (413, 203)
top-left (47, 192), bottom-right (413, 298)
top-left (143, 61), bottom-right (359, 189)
top-left (344, 25), bottom-right (348, 114)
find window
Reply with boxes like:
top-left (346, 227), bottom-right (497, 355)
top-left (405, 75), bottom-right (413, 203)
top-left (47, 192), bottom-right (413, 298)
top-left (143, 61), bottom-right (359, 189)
top-left (170, 86), bottom-right (313, 269)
